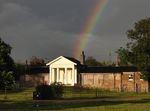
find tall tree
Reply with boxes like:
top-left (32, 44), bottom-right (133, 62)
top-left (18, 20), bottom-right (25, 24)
top-left (85, 56), bottom-right (102, 66)
top-left (0, 37), bottom-right (15, 90)
top-left (117, 17), bottom-right (150, 79)
top-left (30, 56), bottom-right (45, 66)
top-left (85, 56), bottom-right (115, 66)
top-left (0, 38), bottom-right (14, 71)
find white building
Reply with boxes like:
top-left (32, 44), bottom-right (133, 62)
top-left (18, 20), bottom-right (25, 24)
top-left (46, 56), bottom-right (81, 86)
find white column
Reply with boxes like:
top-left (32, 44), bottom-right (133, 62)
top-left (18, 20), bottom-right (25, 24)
top-left (51, 68), bottom-right (53, 83)
top-left (49, 67), bottom-right (52, 84)
top-left (74, 68), bottom-right (77, 84)
top-left (56, 68), bottom-right (59, 82)
top-left (64, 68), bottom-right (67, 84)
top-left (72, 67), bottom-right (75, 86)
top-left (52, 68), bottom-right (54, 83)
top-left (49, 67), bottom-right (50, 84)
top-left (66, 68), bottom-right (68, 84)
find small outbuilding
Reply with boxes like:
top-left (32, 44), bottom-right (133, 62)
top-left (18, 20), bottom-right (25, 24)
top-left (46, 56), bottom-right (81, 86)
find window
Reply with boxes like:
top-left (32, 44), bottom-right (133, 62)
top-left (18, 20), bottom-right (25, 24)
top-left (128, 74), bottom-right (133, 81)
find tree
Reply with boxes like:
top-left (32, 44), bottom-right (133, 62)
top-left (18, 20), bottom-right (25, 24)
top-left (0, 37), bottom-right (15, 90)
top-left (85, 56), bottom-right (102, 66)
top-left (14, 63), bottom-right (26, 80)
top-left (116, 47), bottom-right (132, 66)
top-left (0, 38), bottom-right (14, 71)
top-left (85, 56), bottom-right (115, 66)
top-left (30, 56), bottom-right (45, 66)
top-left (117, 17), bottom-right (150, 79)
top-left (0, 71), bottom-right (15, 89)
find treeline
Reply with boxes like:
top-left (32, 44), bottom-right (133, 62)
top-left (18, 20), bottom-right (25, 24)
top-left (85, 56), bottom-right (115, 67)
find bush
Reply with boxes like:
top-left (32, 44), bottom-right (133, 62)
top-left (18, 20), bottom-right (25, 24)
top-left (0, 71), bottom-right (16, 90)
top-left (51, 82), bottom-right (63, 98)
top-left (33, 82), bottom-right (63, 100)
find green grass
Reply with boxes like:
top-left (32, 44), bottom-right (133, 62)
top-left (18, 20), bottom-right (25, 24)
top-left (1, 87), bottom-right (150, 111)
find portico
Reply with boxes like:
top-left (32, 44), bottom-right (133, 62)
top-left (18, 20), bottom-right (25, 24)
top-left (46, 56), bottom-right (78, 86)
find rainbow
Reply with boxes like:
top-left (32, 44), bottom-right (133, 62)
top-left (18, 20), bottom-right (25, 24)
top-left (73, 0), bottom-right (109, 59)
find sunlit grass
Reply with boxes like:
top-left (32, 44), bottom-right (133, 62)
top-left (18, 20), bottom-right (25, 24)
top-left (0, 88), bottom-right (34, 102)
top-left (0, 87), bottom-right (150, 111)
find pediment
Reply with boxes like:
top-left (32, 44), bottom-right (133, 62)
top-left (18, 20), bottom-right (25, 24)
top-left (46, 56), bottom-right (77, 66)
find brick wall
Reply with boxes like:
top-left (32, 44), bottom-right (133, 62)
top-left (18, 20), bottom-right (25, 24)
top-left (19, 73), bottom-right (49, 87)
top-left (81, 72), bottom-right (148, 92)
top-left (121, 72), bottom-right (148, 92)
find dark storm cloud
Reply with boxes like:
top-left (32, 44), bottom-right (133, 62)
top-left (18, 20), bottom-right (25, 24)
top-left (0, 0), bottom-right (150, 62)
top-left (94, 0), bottom-right (150, 35)
top-left (1, 0), bottom-right (96, 33)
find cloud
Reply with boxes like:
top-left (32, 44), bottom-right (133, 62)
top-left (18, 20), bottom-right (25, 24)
top-left (0, 0), bottom-right (150, 62)
top-left (0, 2), bottom-right (76, 62)
top-left (0, 3), bottom-right (32, 29)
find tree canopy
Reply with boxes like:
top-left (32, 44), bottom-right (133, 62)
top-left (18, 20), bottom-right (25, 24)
top-left (117, 17), bottom-right (150, 79)
top-left (85, 56), bottom-right (114, 66)
top-left (0, 37), bottom-right (15, 89)
top-left (0, 71), bottom-right (15, 89)
top-left (85, 56), bottom-right (102, 66)
top-left (29, 56), bottom-right (45, 66)
top-left (0, 38), bottom-right (14, 71)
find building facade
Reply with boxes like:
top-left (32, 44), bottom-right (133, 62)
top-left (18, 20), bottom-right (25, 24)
top-left (46, 52), bottom-right (149, 92)
top-left (80, 67), bottom-right (148, 92)
top-left (46, 56), bottom-right (79, 86)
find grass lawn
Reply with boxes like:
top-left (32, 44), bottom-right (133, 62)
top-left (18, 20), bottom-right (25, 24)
top-left (0, 87), bottom-right (150, 111)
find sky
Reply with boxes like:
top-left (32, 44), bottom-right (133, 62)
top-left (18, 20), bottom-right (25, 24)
top-left (0, 0), bottom-right (150, 63)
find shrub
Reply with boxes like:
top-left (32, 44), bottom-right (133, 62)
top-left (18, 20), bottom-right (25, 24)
top-left (51, 82), bottom-right (63, 98)
top-left (33, 82), bottom-right (63, 100)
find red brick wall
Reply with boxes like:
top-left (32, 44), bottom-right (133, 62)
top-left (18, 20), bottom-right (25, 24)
top-left (121, 72), bottom-right (148, 92)
top-left (19, 73), bottom-right (49, 87)
top-left (81, 72), bottom-right (148, 92)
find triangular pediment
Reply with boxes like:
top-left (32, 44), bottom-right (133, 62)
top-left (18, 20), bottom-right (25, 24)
top-left (46, 56), bottom-right (77, 66)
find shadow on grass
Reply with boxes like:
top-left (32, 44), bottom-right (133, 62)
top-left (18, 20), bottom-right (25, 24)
top-left (1, 97), bottom-right (150, 111)
top-left (0, 88), bottom-right (35, 95)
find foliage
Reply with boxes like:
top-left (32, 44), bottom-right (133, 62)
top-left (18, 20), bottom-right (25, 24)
top-left (117, 17), bottom-right (150, 79)
top-left (30, 56), bottom-right (45, 66)
top-left (51, 82), bottom-right (64, 98)
top-left (85, 56), bottom-right (114, 66)
top-left (14, 63), bottom-right (26, 80)
top-left (0, 71), bottom-right (15, 90)
top-left (0, 38), bottom-right (15, 89)
top-left (116, 47), bottom-right (132, 66)
top-left (85, 56), bottom-right (103, 66)
top-left (34, 82), bottom-right (64, 100)
top-left (0, 38), bottom-right (14, 71)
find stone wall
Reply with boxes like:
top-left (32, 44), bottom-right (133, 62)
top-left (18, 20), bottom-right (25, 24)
top-left (81, 72), bottom-right (148, 92)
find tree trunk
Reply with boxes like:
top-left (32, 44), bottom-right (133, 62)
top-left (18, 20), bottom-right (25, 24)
top-left (4, 87), bottom-right (7, 100)
top-left (148, 77), bottom-right (150, 92)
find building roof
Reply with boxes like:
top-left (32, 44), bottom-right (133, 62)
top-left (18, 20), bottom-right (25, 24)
top-left (26, 66), bottom-right (49, 74)
top-left (80, 66), bottom-right (138, 73)
top-left (46, 56), bottom-right (81, 66)
top-left (64, 56), bottom-right (81, 65)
